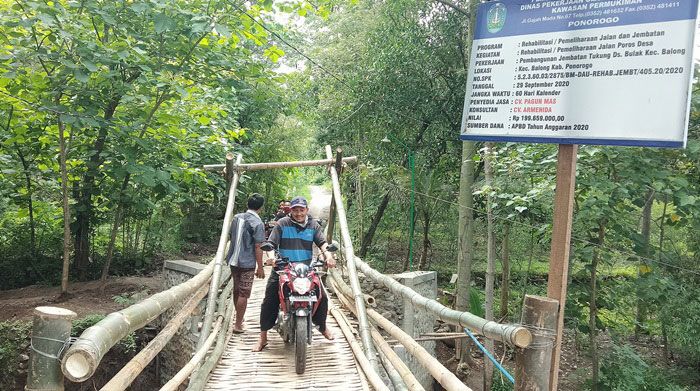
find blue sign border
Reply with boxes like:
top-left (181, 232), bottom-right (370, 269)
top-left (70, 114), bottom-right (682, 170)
top-left (459, 134), bottom-right (684, 148)
top-left (475, 0), bottom-right (699, 39)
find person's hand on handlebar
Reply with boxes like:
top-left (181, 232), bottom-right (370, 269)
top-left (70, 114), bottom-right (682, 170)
top-left (323, 250), bottom-right (336, 268)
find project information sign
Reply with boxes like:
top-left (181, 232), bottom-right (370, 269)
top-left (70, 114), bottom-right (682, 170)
top-left (459, 0), bottom-right (699, 147)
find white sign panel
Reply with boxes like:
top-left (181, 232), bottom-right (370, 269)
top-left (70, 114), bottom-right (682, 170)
top-left (460, 0), bottom-right (699, 148)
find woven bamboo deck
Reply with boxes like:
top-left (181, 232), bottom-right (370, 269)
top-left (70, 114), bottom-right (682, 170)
top-left (203, 266), bottom-right (369, 390)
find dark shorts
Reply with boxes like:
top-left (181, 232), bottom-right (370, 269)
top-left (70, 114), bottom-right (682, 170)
top-left (230, 266), bottom-right (255, 298)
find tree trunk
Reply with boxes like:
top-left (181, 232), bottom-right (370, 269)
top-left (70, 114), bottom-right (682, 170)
top-left (357, 165), bottom-right (364, 247)
top-left (100, 205), bottom-right (124, 287)
top-left (483, 143), bottom-right (495, 390)
top-left (141, 212), bottom-right (154, 259)
top-left (456, 141), bottom-right (476, 364)
top-left (359, 191), bottom-right (391, 257)
top-left (16, 145), bottom-right (37, 258)
top-left (590, 221), bottom-right (606, 390)
top-left (500, 223), bottom-right (511, 321)
top-left (635, 189), bottom-right (653, 339)
top-left (58, 117), bottom-right (72, 296)
top-left (658, 194), bottom-right (670, 362)
top-left (73, 97), bottom-right (121, 278)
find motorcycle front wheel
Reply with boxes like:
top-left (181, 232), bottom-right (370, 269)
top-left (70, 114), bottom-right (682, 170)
top-left (295, 316), bottom-right (308, 374)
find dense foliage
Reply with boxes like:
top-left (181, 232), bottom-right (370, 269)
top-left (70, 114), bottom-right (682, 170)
top-left (0, 0), bottom-right (318, 289)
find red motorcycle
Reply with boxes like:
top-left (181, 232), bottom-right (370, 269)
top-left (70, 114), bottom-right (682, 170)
top-left (260, 242), bottom-right (338, 374)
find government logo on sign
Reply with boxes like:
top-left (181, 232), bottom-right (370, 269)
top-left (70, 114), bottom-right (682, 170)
top-left (487, 3), bottom-right (507, 33)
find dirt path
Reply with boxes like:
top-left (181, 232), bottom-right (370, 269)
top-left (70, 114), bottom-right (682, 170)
top-left (308, 185), bottom-right (332, 221)
top-left (0, 275), bottom-right (163, 322)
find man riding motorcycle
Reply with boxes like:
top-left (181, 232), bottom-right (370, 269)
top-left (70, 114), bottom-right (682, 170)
top-left (253, 196), bottom-right (335, 352)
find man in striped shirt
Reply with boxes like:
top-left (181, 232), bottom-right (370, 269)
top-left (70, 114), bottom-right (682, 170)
top-left (253, 196), bottom-right (335, 352)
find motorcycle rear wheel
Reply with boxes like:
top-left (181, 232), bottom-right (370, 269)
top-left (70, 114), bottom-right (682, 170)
top-left (295, 316), bottom-right (308, 374)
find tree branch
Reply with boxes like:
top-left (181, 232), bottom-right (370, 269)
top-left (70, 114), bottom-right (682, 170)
top-left (434, 0), bottom-right (470, 17)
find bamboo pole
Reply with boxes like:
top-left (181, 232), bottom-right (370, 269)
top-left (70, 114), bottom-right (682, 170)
top-left (329, 269), bottom-right (376, 308)
top-left (202, 156), bottom-right (358, 171)
top-left (370, 305), bottom-right (469, 391)
top-left (330, 307), bottom-right (390, 391)
top-left (186, 280), bottom-right (235, 390)
top-left (333, 282), bottom-right (469, 391)
top-left (386, 335), bottom-right (469, 344)
top-left (198, 154), bottom-right (242, 349)
top-left (100, 283), bottom-right (210, 390)
top-left (515, 295), bottom-right (558, 391)
top-left (375, 338), bottom-right (409, 391)
top-left (352, 256), bottom-right (532, 348)
top-left (160, 316), bottom-right (223, 391)
top-left (224, 153), bottom-right (234, 190)
top-left (27, 307), bottom-right (77, 391)
top-left (326, 148), bottom-right (343, 243)
top-left (62, 258), bottom-right (216, 382)
top-left (325, 145), bottom-right (380, 372)
top-left (332, 281), bottom-right (424, 391)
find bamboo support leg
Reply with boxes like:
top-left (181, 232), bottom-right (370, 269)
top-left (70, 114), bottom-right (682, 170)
top-left (333, 282), bottom-right (470, 391)
top-left (27, 307), bottom-right (77, 391)
top-left (330, 307), bottom-right (390, 391)
top-left (187, 280), bottom-right (234, 390)
top-left (160, 317), bottom-right (223, 391)
top-left (332, 280), bottom-right (424, 391)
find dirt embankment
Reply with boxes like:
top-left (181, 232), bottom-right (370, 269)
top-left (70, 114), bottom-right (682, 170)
top-left (0, 275), bottom-right (163, 322)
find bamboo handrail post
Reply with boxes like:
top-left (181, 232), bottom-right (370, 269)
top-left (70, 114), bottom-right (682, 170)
top-left (515, 295), bottom-right (559, 391)
top-left (198, 154), bottom-right (242, 349)
top-left (326, 148), bottom-right (343, 243)
top-left (331, 280), bottom-right (424, 391)
top-left (187, 280), bottom-right (235, 390)
top-left (224, 153), bottom-right (234, 191)
top-left (160, 316), bottom-right (223, 391)
top-left (26, 307), bottom-right (77, 391)
top-left (325, 145), bottom-right (380, 372)
top-left (100, 282), bottom-right (210, 390)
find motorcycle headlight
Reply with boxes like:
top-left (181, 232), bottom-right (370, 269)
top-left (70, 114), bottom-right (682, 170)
top-left (292, 277), bottom-right (312, 294)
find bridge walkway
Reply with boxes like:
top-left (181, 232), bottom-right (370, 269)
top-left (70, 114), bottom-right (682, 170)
top-left (203, 266), bottom-right (369, 391)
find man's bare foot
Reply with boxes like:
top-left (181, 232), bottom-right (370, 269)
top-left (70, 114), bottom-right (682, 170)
top-left (232, 324), bottom-right (244, 334)
top-left (252, 338), bottom-right (268, 352)
top-left (321, 329), bottom-right (335, 340)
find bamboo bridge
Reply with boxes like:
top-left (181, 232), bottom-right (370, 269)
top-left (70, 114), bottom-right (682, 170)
top-left (25, 146), bottom-right (560, 391)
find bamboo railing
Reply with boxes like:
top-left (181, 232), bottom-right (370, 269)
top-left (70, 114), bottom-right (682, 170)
top-left (198, 153), bottom-right (242, 348)
top-left (352, 255), bottom-right (532, 348)
top-left (325, 145), bottom-right (381, 373)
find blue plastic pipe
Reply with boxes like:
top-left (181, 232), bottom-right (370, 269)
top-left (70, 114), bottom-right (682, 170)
top-left (464, 328), bottom-right (515, 384)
